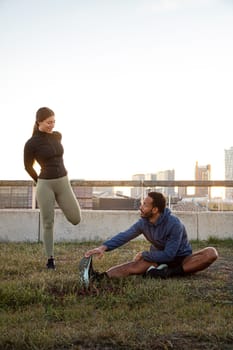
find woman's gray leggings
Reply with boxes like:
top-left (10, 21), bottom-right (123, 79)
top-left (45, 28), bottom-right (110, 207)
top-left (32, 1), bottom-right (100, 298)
top-left (36, 176), bottom-right (81, 257)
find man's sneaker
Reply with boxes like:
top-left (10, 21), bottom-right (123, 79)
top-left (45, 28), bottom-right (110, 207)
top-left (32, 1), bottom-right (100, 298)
top-left (146, 264), bottom-right (168, 279)
top-left (79, 256), bottom-right (95, 288)
top-left (47, 257), bottom-right (56, 270)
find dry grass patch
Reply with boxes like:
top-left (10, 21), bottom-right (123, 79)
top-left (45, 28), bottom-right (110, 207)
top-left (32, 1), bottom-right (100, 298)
top-left (0, 239), bottom-right (232, 349)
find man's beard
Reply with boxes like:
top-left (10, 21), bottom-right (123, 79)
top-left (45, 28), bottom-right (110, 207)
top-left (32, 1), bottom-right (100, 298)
top-left (140, 210), bottom-right (153, 219)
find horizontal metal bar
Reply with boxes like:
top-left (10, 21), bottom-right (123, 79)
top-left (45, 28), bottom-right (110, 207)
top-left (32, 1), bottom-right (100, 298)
top-left (0, 180), bottom-right (233, 187)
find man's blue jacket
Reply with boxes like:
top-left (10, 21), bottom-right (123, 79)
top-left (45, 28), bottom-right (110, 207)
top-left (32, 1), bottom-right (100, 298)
top-left (103, 208), bottom-right (192, 263)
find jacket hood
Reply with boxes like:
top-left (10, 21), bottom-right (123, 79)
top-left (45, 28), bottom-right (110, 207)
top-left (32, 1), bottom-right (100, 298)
top-left (156, 207), bottom-right (171, 226)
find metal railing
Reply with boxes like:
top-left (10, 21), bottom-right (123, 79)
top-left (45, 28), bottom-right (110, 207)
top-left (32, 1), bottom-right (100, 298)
top-left (0, 179), bottom-right (232, 210)
top-left (0, 179), bottom-right (233, 187)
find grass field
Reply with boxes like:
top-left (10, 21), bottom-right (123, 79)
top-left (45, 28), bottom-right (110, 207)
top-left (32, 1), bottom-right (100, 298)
top-left (0, 238), bottom-right (233, 350)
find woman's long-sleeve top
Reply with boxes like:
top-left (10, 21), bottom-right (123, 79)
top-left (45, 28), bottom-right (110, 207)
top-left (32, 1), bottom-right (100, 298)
top-left (102, 208), bottom-right (192, 263)
top-left (24, 130), bottom-right (67, 182)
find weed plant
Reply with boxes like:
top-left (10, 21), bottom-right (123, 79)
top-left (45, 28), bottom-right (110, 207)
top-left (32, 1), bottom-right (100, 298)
top-left (0, 239), bottom-right (232, 350)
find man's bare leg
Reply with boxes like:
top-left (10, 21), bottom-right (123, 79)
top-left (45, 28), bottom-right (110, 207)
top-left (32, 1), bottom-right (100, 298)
top-left (101, 247), bottom-right (218, 279)
top-left (106, 259), bottom-right (158, 278)
top-left (182, 247), bottom-right (218, 274)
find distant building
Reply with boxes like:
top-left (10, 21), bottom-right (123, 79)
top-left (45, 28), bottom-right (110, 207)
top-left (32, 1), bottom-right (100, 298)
top-left (92, 196), bottom-right (140, 210)
top-left (93, 186), bottom-right (115, 197)
top-left (225, 147), bottom-right (233, 199)
top-left (177, 186), bottom-right (188, 199)
top-left (0, 185), bottom-right (33, 208)
top-left (195, 161), bottom-right (211, 198)
top-left (156, 169), bottom-right (175, 197)
top-left (72, 185), bottom-right (93, 209)
top-left (131, 170), bottom-right (176, 199)
top-left (145, 173), bottom-right (157, 192)
top-left (130, 174), bottom-right (146, 199)
top-left (0, 184), bottom-right (93, 209)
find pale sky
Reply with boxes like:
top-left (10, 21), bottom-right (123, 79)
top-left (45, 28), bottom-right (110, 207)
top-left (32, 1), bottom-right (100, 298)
top-left (1, 0), bottom-right (233, 182)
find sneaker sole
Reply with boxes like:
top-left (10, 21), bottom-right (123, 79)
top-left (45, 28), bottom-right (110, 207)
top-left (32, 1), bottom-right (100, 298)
top-left (79, 256), bottom-right (92, 288)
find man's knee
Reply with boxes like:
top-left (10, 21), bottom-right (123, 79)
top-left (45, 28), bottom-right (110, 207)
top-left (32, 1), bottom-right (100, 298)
top-left (205, 247), bottom-right (218, 263)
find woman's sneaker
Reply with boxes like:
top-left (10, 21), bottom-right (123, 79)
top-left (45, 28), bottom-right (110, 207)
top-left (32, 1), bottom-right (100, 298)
top-left (46, 257), bottom-right (56, 270)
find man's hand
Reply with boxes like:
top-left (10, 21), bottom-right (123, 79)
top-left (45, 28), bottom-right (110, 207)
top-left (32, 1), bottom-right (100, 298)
top-left (134, 252), bottom-right (143, 262)
top-left (85, 245), bottom-right (107, 259)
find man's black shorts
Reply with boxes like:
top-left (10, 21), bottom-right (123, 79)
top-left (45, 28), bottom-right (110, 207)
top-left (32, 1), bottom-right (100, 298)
top-left (166, 255), bottom-right (189, 268)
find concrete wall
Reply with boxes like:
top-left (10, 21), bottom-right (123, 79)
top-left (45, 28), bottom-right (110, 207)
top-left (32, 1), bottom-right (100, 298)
top-left (0, 209), bottom-right (233, 242)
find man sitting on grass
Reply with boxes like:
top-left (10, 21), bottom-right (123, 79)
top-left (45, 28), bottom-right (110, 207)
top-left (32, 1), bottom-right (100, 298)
top-left (79, 191), bottom-right (218, 288)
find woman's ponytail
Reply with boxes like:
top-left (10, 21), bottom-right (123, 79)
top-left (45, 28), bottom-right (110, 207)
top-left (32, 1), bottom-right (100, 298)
top-left (32, 121), bottom-right (39, 135)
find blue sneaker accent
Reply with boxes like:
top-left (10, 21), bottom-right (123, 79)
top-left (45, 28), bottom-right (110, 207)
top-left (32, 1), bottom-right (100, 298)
top-left (156, 264), bottom-right (168, 270)
top-left (79, 256), bottom-right (93, 288)
top-left (146, 264), bottom-right (168, 279)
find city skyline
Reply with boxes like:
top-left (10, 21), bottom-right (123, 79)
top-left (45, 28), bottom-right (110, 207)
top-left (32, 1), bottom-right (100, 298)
top-left (1, 0), bottom-right (233, 182)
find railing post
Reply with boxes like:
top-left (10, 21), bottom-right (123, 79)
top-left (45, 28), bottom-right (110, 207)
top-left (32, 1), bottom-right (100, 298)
top-left (32, 185), bottom-right (36, 209)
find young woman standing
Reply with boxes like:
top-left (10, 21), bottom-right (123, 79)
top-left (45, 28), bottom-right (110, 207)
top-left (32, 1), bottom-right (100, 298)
top-left (24, 107), bottom-right (81, 269)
